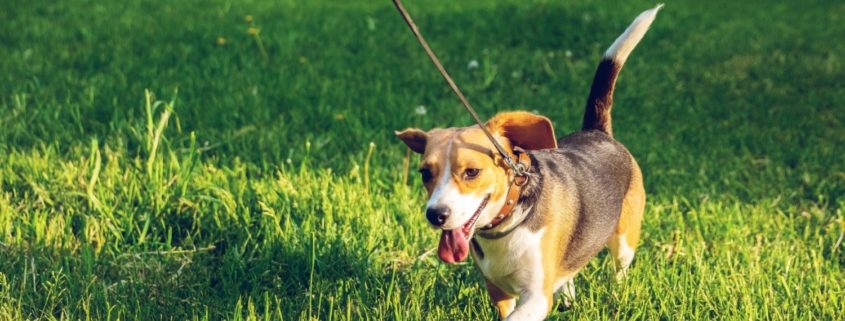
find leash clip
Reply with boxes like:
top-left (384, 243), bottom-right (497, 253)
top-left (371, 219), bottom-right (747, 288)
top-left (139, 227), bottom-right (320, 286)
top-left (511, 147), bottom-right (530, 185)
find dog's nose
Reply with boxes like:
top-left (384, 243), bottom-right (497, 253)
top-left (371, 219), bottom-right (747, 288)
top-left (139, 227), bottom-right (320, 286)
top-left (426, 206), bottom-right (450, 226)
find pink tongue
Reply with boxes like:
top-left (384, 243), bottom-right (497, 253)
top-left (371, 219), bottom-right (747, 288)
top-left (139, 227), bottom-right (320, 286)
top-left (438, 229), bottom-right (469, 263)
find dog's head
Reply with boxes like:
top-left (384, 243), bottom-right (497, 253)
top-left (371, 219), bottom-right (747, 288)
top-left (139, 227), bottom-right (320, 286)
top-left (396, 111), bottom-right (556, 263)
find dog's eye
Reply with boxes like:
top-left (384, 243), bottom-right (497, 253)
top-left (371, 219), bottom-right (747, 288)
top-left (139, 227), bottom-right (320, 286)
top-left (463, 168), bottom-right (480, 180)
top-left (419, 168), bottom-right (433, 183)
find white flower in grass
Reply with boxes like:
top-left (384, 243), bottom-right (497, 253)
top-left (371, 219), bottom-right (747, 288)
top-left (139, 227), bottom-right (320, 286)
top-left (366, 17), bottom-right (377, 31)
top-left (565, 50), bottom-right (573, 58)
top-left (467, 59), bottom-right (479, 70)
top-left (415, 105), bottom-right (427, 115)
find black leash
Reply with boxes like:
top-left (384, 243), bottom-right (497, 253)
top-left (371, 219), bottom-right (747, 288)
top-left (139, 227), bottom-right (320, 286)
top-left (391, 0), bottom-right (527, 176)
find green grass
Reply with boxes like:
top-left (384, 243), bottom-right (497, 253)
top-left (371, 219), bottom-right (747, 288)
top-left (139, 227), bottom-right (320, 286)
top-left (1, 0), bottom-right (843, 320)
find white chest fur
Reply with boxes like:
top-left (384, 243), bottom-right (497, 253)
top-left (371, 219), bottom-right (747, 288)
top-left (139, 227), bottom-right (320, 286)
top-left (474, 227), bottom-right (546, 296)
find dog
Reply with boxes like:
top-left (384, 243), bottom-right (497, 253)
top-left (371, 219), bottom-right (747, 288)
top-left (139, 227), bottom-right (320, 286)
top-left (396, 5), bottom-right (660, 321)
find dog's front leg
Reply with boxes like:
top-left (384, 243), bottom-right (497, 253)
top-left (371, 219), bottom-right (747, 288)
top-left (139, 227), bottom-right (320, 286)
top-left (485, 279), bottom-right (516, 319)
top-left (504, 289), bottom-right (552, 321)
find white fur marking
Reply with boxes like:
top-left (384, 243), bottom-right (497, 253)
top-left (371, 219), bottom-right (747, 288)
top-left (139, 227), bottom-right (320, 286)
top-left (425, 139), bottom-right (488, 230)
top-left (476, 228), bottom-right (548, 321)
top-left (604, 4), bottom-right (663, 63)
top-left (614, 233), bottom-right (635, 279)
top-left (506, 293), bottom-right (548, 321)
top-left (425, 140), bottom-right (453, 211)
top-left (555, 278), bottom-right (576, 307)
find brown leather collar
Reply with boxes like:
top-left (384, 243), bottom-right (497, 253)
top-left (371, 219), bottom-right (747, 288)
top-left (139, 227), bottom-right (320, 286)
top-left (479, 148), bottom-right (531, 231)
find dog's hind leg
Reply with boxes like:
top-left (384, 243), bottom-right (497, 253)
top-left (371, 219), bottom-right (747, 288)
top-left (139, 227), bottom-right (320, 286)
top-left (608, 157), bottom-right (645, 280)
top-left (554, 277), bottom-right (576, 310)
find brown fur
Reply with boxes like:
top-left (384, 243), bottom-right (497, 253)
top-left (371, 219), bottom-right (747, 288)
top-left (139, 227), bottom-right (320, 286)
top-left (486, 111), bottom-right (557, 150)
top-left (608, 156), bottom-right (645, 274)
top-left (485, 279), bottom-right (516, 319)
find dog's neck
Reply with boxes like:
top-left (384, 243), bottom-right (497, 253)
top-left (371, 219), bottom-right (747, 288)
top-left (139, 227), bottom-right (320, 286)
top-left (475, 153), bottom-right (543, 239)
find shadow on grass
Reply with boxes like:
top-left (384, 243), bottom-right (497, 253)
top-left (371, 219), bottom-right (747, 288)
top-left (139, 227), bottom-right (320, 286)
top-left (0, 234), bottom-right (396, 320)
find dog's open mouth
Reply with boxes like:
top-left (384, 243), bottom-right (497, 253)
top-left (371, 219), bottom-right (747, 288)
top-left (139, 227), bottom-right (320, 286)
top-left (437, 195), bottom-right (489, 263)
top-left (460, 195), bottom-right (489, 239)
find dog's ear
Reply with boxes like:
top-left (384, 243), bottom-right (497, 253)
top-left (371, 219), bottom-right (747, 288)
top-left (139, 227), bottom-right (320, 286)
top-left (395, 128), bottom-right (428, 154)
top-left (486, 111), bottom-right (557, 150)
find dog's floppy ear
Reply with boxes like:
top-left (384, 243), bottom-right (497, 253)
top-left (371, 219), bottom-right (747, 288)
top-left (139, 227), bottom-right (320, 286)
top-left (486, 111), bottom-right (557, 150)
top-left (395, 128), bottom-right (428, 154)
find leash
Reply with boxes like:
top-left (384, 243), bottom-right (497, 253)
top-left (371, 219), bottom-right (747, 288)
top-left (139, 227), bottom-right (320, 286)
top-left (391, 0), bottom-right (527, 177)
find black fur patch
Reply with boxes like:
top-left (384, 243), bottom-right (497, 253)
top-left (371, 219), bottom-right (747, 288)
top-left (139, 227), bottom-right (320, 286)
top-left (471, 238), bottom-right (484, 259)
top-left (582, 59), bottom-right (621, 136)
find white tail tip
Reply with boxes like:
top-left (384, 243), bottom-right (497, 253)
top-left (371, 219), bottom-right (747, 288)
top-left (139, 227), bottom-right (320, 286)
top-left (604, 4), bottom-right (663, 63)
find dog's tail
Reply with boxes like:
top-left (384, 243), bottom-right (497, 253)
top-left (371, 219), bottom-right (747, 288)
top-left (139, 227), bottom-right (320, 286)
top-left (582, 4), bottom-right (662, 137)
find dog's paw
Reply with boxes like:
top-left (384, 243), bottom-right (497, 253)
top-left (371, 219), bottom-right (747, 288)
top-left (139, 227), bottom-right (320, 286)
top-left (556, 297), bottom-right (573, 312)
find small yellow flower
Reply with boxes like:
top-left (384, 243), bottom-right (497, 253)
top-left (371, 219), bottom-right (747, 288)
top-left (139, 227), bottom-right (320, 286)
top-left (245, 15), bottom-right (254, 23)
top-left (247, 27), bottom-right (260, 35)
top-left (216, 37), bottom-right (227, 46)
top-left (334, 113), bottom-right (345, 120)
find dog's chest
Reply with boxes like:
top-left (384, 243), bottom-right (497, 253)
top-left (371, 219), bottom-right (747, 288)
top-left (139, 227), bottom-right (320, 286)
top-left (473, 227), bottom-right (545, 295)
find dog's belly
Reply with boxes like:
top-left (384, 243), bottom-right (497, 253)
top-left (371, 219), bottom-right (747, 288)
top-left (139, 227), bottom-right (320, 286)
top-left (474, 227), bottom-right (546, 295)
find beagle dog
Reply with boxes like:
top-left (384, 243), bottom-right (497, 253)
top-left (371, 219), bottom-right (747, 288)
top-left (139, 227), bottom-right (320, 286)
top-left (396, 6), bottom-right (660, 321)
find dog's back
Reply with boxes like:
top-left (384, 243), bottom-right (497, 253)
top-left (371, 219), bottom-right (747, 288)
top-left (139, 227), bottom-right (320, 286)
top-left (560, 131), bottom-right (633, 268)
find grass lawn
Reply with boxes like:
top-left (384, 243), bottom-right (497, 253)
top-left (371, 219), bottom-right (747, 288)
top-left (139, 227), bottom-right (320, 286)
top-left (1, 0), bottom-right (843, 320)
